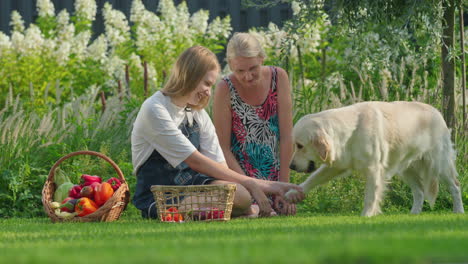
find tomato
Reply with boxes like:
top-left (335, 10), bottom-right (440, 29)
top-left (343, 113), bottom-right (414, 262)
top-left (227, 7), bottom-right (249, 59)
top-left (167, 207), bottom-right (178, 213)
top-left (163, 214), bottom-right (173, 222)
top-left (163, 207), bottom-right (183, 222)
top-left (173, 213), bottom-right (183, 222)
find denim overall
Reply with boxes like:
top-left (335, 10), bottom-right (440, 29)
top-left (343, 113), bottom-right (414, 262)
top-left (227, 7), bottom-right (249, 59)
top-left (132, 109), bottom-right (214, 218)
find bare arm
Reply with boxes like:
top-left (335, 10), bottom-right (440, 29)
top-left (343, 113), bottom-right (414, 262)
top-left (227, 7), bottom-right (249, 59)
top-left (274, 67), bottom-right (296, 215)
top-left (213, 80), bottom-right (245, 174)
top-left (276, 67), bottom-right (294, 183)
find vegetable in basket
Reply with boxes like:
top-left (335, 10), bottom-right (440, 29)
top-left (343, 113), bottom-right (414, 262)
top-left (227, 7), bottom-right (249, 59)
top-left (106, 177), bottom-right (121, 191)
top-left (162, 207), bottom-right (183, 222)
top-left (75, 197), bottom-right (98, 217)
top-left (94, 182), bottom-right (114, 206)
top-left (80, 185), bottom-right (95, 200)
top-left (55, 209), bottom-right (77, 219)
top-left (191, 208), bottom-right (225, 220)
top-left (53, 170), bottom-right (74, 203)
top-left (68, 185), bottom-right (82, 199)
top-left (80, 174), bottom-right (102, 186)
top-left (60, 197), bottom-right (78, 213)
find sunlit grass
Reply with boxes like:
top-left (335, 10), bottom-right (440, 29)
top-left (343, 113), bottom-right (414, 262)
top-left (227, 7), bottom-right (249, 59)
top-left (0, 213), bottom-right (467, 264)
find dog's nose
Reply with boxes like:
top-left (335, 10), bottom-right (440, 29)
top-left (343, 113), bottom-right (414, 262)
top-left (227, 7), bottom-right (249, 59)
top-left (289, 163), bottom-right (297, 171)
top-left (307, 162), bottom-right (315, 173)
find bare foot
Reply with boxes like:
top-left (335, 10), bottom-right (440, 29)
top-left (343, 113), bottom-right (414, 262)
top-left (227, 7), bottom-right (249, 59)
top-left (235, 204), bottom-right (259, 218)
top-left (238, 205), bottom-right (278, 218)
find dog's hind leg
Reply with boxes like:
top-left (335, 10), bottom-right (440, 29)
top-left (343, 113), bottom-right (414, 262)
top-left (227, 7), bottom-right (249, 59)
top-left (440, 162), bottom-right (464, 213)
top-left (400, 165), bottom-right (425, 214)
top-left (361, 165), bottom-right (386, 217)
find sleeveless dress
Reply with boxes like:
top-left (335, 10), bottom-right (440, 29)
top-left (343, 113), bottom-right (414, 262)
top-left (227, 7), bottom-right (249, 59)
top-left (223, 66), bottom-right (280, 181)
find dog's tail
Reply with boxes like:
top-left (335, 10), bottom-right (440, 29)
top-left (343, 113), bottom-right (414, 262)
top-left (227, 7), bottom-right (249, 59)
top-left (424, 121), bottom-right (458, 208)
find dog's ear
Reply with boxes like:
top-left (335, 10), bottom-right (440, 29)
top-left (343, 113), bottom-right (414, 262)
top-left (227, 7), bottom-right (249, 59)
top-left (312, 130), bottom-right (334, 164)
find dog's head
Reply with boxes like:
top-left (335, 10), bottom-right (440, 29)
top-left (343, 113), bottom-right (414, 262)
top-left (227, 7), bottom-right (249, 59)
top-left (290, 116), bottom-right (334, 173)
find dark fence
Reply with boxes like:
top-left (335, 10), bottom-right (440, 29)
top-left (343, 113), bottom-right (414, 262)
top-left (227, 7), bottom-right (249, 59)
top-left (0, 0), bottom-right (292, 36)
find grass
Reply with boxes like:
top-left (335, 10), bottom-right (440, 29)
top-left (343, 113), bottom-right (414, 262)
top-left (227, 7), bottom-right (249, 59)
top-left (0, 212), bottom-right (467, 264)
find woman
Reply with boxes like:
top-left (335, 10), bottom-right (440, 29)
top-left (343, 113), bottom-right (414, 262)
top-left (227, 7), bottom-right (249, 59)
top-left (131, 46), bottom-right (303, 218)
top-left (213, 33), bottom-right (296, 215)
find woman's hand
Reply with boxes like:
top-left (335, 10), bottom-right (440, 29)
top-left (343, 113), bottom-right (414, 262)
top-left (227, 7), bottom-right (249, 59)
top-left (240, 179), bottom-right (274, 217)
top-left (273, 195), bottom-right (297, 216)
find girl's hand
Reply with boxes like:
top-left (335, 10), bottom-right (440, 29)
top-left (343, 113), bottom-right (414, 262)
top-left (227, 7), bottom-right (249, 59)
top-left (273, 195), bottom-right (297, 216)
top-left (257, 181), bottom-right (305, 201)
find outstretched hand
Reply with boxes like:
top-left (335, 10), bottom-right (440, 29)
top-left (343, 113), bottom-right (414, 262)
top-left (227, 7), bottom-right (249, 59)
top-left (260, 181), bottom-right (305, 201)
top-left (273, 195), bottom-right (297, 215)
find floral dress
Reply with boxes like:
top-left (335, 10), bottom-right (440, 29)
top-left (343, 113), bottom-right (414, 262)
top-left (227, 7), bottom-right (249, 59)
top-left (223, 66), bottom-right (280, 181)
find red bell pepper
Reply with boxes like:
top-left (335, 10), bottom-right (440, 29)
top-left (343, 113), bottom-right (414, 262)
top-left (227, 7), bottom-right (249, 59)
top-left (75, 197), bottom-right (98, 217)
top-left (94, 182), bottom-right (114, 206)
top-left (80, 174), bottom-right (102, 187)
top-left (106, 177), bottom-right (121, 191)
top-left (68, 185), bottom-right (82, 199)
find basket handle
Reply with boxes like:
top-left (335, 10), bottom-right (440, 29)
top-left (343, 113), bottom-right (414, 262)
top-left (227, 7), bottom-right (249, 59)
top-left (47, 150), bottom-right (126, 184)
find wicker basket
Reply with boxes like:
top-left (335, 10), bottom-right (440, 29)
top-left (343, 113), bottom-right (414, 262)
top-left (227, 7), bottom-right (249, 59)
top-left (151, 184), bottom-right (236, 222)
top-left (42, 150), bottom-right (130, 223)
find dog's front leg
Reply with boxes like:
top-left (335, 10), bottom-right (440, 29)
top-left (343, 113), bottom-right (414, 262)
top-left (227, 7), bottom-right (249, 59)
top-left (361, 166), bottom-right (386, 217)
top-left (301, 165), bottom-right (350, 193)
top-left (286, 165), bottom-right (350, 202)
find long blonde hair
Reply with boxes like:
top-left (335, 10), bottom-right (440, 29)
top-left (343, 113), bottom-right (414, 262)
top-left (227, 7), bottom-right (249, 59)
top-left (162, 46), bottom-right (220, 110)
top-left (226, 32), bottom-right (266, 64)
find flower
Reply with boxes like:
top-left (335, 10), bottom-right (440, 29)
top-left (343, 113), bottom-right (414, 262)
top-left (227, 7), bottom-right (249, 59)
top-left (56, 11), bottom-right (75, 43)
top-left (86, 35), bottom-right (108, 63)
top-left (57, 10), bottom-right (70, 27)
top-left (72, 31), bottom-right (91, 60)
top-left (291, 1), bottom-right (301, 16)
top-left (10, 11), bottom-right (25, 33)
top-left (36, 0), bottom-right (55, 17)
top-left (102, 3), bottom-right (130, 48)
top-left (0, 32), bottom-right (11, 55)
top-left (190, 10), bottom-right (209, 35)
top-left (16, 25), bottom-right (45, 56)
top-left (75, 0), bottom-right (97, 22)
top-left (207, 16), bottom-right (232, 40)
top-left (130, 0), bottom-right (146, 25)
top-left (55, 41), bottom-right (71, 66)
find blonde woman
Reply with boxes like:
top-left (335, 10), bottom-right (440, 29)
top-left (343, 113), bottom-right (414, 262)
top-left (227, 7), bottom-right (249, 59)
top-left (213, 33), bottom-right (296, 215)
top-left (131, 46), bottom-right (304, 218)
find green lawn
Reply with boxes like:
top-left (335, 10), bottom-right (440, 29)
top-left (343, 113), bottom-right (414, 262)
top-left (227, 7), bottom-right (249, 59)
top-left (0, 212), bottom-right (467, 264)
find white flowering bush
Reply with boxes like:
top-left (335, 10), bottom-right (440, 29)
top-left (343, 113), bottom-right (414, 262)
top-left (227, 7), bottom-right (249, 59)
top-left (0, 0), bottom-right (232, 108)
top-left (250, 1), bottom-right (442, 121)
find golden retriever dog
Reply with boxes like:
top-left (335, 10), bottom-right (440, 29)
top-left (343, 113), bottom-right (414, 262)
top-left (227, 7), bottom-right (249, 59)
top-left (286, 101), bottom-right (464, 216)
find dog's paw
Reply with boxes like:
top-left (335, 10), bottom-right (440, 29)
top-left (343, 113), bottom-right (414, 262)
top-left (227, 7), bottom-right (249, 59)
top-left (285, 189), bottom-right (300, 203)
